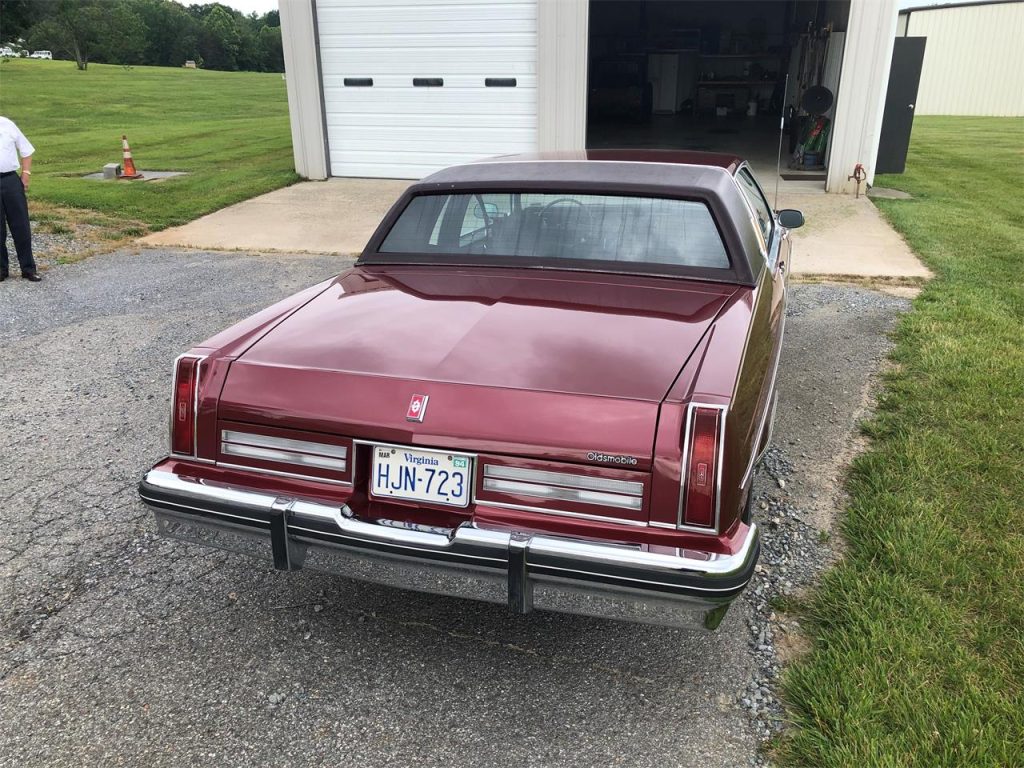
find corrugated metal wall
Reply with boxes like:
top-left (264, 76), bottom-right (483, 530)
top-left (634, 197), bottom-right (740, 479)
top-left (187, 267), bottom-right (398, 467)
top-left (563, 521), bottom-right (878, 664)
top-left (906, 2), bottom-right (1024, 116)
top-left (537, 0), bottom-right (588, 152)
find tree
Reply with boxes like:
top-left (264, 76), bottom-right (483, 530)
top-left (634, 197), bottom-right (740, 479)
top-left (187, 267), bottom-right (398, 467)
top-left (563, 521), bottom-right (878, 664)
top-left (233, 13), bottom-right (259, 72)
top-left (18, 0), bottom-right (281, 72)
top-left (198, 4), bottom-right (240, 70)
top-left (135, 0), bottom-right (199, 67)
top-left (0, 0), bottom-right (42, 41)
top-left (105, 2), bottom-right (147, 65)
top-left (27, 0), bottom-right (145, 70)
top-left (257, 25), bottom-right (283, 73)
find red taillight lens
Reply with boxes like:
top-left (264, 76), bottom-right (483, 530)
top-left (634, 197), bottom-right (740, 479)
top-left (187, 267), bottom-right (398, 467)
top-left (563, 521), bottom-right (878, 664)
top-left (171, 357), bottom-right (198, 455)
top-left (683, 406), bottom-right (723, 529)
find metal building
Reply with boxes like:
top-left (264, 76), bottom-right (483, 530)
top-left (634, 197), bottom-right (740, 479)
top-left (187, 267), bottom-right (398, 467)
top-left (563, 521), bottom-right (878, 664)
top-left (280, 0), bottom-right (915, 193)
top-left (898, 1), bottom-right (1024, 116)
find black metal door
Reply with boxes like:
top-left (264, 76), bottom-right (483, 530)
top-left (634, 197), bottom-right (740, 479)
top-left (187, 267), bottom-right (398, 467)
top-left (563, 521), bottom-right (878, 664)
top-left (876, 37), bottom-right (926, 174)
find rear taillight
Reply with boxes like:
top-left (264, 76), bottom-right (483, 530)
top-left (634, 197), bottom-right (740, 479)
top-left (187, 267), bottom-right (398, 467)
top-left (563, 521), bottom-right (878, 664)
top-left (680, 404), bottom-right (726, 530)
top-left (170, 356), bottom-right (200, 455)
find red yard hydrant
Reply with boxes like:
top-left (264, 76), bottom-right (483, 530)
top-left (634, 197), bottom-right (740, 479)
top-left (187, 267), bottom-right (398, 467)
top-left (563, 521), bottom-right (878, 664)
top-left (848, 163), bottom-right (866, 198)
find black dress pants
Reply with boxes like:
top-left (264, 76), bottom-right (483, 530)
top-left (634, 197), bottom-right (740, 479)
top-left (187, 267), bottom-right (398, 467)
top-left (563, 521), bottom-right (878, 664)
top-left (0, 171), bottom-right (36, 276)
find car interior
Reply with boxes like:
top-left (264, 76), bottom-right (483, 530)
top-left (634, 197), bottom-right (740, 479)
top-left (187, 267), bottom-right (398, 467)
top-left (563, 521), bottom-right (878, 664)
top-left (382, 192), bottom-right (731, 269)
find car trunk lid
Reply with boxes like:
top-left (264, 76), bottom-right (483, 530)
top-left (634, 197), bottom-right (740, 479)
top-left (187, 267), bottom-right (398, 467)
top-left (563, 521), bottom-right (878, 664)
top-left (217, 266), bottom-right (737, 469)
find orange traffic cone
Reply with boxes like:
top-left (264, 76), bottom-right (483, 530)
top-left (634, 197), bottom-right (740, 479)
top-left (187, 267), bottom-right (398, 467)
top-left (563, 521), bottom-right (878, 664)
top-left (119, 134), bottom-right (144, 179)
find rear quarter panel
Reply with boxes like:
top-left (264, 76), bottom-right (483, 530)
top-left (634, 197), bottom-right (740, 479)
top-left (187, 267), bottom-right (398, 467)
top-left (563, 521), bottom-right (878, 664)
top-left (660, 263), bottom-right (780, 535)
top-left (725, 267), bottom-right (779, 528)
top-left (183, 278), bottom-right (338, 462)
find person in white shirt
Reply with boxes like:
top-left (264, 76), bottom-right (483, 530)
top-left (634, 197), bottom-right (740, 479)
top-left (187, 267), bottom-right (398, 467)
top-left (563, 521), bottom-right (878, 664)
top-left (0, 115), bottom-right (40, 282)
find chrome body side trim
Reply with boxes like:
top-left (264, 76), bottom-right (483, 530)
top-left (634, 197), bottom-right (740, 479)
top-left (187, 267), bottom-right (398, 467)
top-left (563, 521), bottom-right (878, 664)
top-left (752, 390), bottom-right (779, 471)
top-left (140, 468), bottom-right (760, 630)
top-left (648, 521), bottom-right (680, 530)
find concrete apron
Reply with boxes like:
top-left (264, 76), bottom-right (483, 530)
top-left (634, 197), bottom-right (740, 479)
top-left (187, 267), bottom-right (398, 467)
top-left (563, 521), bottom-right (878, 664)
top-left (140, 178), bottom-right (930, 280)
top-left (777, 190), bottom-right (931, 280)
top-left (140, 179), bottom-right (411, 256)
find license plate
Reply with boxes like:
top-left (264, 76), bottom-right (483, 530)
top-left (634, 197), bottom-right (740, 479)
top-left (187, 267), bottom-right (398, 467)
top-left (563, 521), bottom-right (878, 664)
top-left (370, 445), bottom-right (473, 508)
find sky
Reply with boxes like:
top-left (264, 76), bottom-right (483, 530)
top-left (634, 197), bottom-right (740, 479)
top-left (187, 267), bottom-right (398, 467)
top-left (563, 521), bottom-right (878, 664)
top-left (175, 0), bottom-right (279, 15)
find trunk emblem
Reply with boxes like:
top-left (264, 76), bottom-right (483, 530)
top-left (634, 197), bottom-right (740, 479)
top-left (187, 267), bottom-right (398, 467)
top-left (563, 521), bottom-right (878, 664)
top-left (406, 394), bottom-right (429, 422)
top-left (587, 452), bottom-right (639, 466)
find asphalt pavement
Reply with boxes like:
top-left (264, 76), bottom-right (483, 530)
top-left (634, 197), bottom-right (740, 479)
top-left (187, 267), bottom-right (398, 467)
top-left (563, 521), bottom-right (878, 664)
top-left (0, 249), bottom-right (910, 767)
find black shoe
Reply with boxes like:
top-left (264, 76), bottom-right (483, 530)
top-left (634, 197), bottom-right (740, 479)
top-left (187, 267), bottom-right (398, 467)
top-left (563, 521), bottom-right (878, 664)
top-left (21, 272), bottom-right (41, 282)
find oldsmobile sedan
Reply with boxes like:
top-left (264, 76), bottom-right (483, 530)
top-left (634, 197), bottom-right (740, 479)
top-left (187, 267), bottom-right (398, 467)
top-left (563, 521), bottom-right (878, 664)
top-left (138, 150), bottom-right (803, 631)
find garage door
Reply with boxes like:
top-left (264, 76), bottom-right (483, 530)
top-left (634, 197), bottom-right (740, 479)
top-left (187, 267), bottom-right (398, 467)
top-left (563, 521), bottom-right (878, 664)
top-left (316, 0), bottom-right (538, 179)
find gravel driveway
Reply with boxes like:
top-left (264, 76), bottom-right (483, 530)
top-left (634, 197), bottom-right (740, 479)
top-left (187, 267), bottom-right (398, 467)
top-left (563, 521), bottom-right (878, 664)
top-left (0, 249), bottom-right (910, 767)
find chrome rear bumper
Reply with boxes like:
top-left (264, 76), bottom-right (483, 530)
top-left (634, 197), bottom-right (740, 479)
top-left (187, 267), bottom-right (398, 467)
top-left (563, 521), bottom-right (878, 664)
top-left (139, 468), bottom-right (759, 630)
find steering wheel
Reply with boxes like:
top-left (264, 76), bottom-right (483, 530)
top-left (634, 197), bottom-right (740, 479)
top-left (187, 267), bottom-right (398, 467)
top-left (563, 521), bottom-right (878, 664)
top-left (539, 198), bottom-right (592, 245)
top-left (540, 197), bottom-right (588, 223)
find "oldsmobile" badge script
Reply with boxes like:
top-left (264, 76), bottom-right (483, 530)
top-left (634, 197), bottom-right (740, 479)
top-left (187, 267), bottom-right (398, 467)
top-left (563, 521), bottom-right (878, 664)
top-left (587, 452), bottom-right (638, 466)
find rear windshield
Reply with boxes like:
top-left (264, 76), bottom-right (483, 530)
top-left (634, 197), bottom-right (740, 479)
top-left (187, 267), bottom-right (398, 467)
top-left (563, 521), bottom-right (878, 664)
top-left (378, 192), bottom-right (729, 270)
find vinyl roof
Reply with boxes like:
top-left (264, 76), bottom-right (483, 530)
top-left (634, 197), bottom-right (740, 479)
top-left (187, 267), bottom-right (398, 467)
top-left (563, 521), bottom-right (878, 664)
top-left (479, 149), bottom-right (744, 171)
top-left (416, 150), bottom-right (744, 196)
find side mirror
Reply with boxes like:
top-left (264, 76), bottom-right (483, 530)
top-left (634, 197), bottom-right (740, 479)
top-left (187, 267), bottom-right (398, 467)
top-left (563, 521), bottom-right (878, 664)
top-left (473, 202), bottom-right (500, 219)
top-left (777, 209), bottom-right (805, 229)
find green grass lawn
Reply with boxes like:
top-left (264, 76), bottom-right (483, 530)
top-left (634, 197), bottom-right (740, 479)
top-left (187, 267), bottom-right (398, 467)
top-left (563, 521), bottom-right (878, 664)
top-left (0, 58), bottom-right (297, 234)
top-left (779, 116), bottom-right (1024, 766)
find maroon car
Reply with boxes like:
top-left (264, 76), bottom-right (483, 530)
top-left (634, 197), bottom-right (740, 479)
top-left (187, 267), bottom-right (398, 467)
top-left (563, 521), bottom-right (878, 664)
top-left (139, 150), bottom-right (803, 631)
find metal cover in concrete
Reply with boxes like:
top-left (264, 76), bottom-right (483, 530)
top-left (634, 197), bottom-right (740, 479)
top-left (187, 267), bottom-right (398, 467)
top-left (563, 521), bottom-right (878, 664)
top-left (867, 187), bottom-right (914, 200)
top-left (82, 170), bottom-right (188, 181)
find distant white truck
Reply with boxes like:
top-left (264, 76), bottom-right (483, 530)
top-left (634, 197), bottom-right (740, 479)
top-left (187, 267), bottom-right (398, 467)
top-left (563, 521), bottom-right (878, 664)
top-left (29, 50), bottom-right (52, 60)
top-left (0, 47), bottom-right (16, 58)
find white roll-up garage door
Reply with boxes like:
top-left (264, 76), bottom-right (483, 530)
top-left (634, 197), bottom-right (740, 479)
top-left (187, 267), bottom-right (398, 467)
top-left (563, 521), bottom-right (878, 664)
top-left (315, 0), bottom-right (538, 179)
